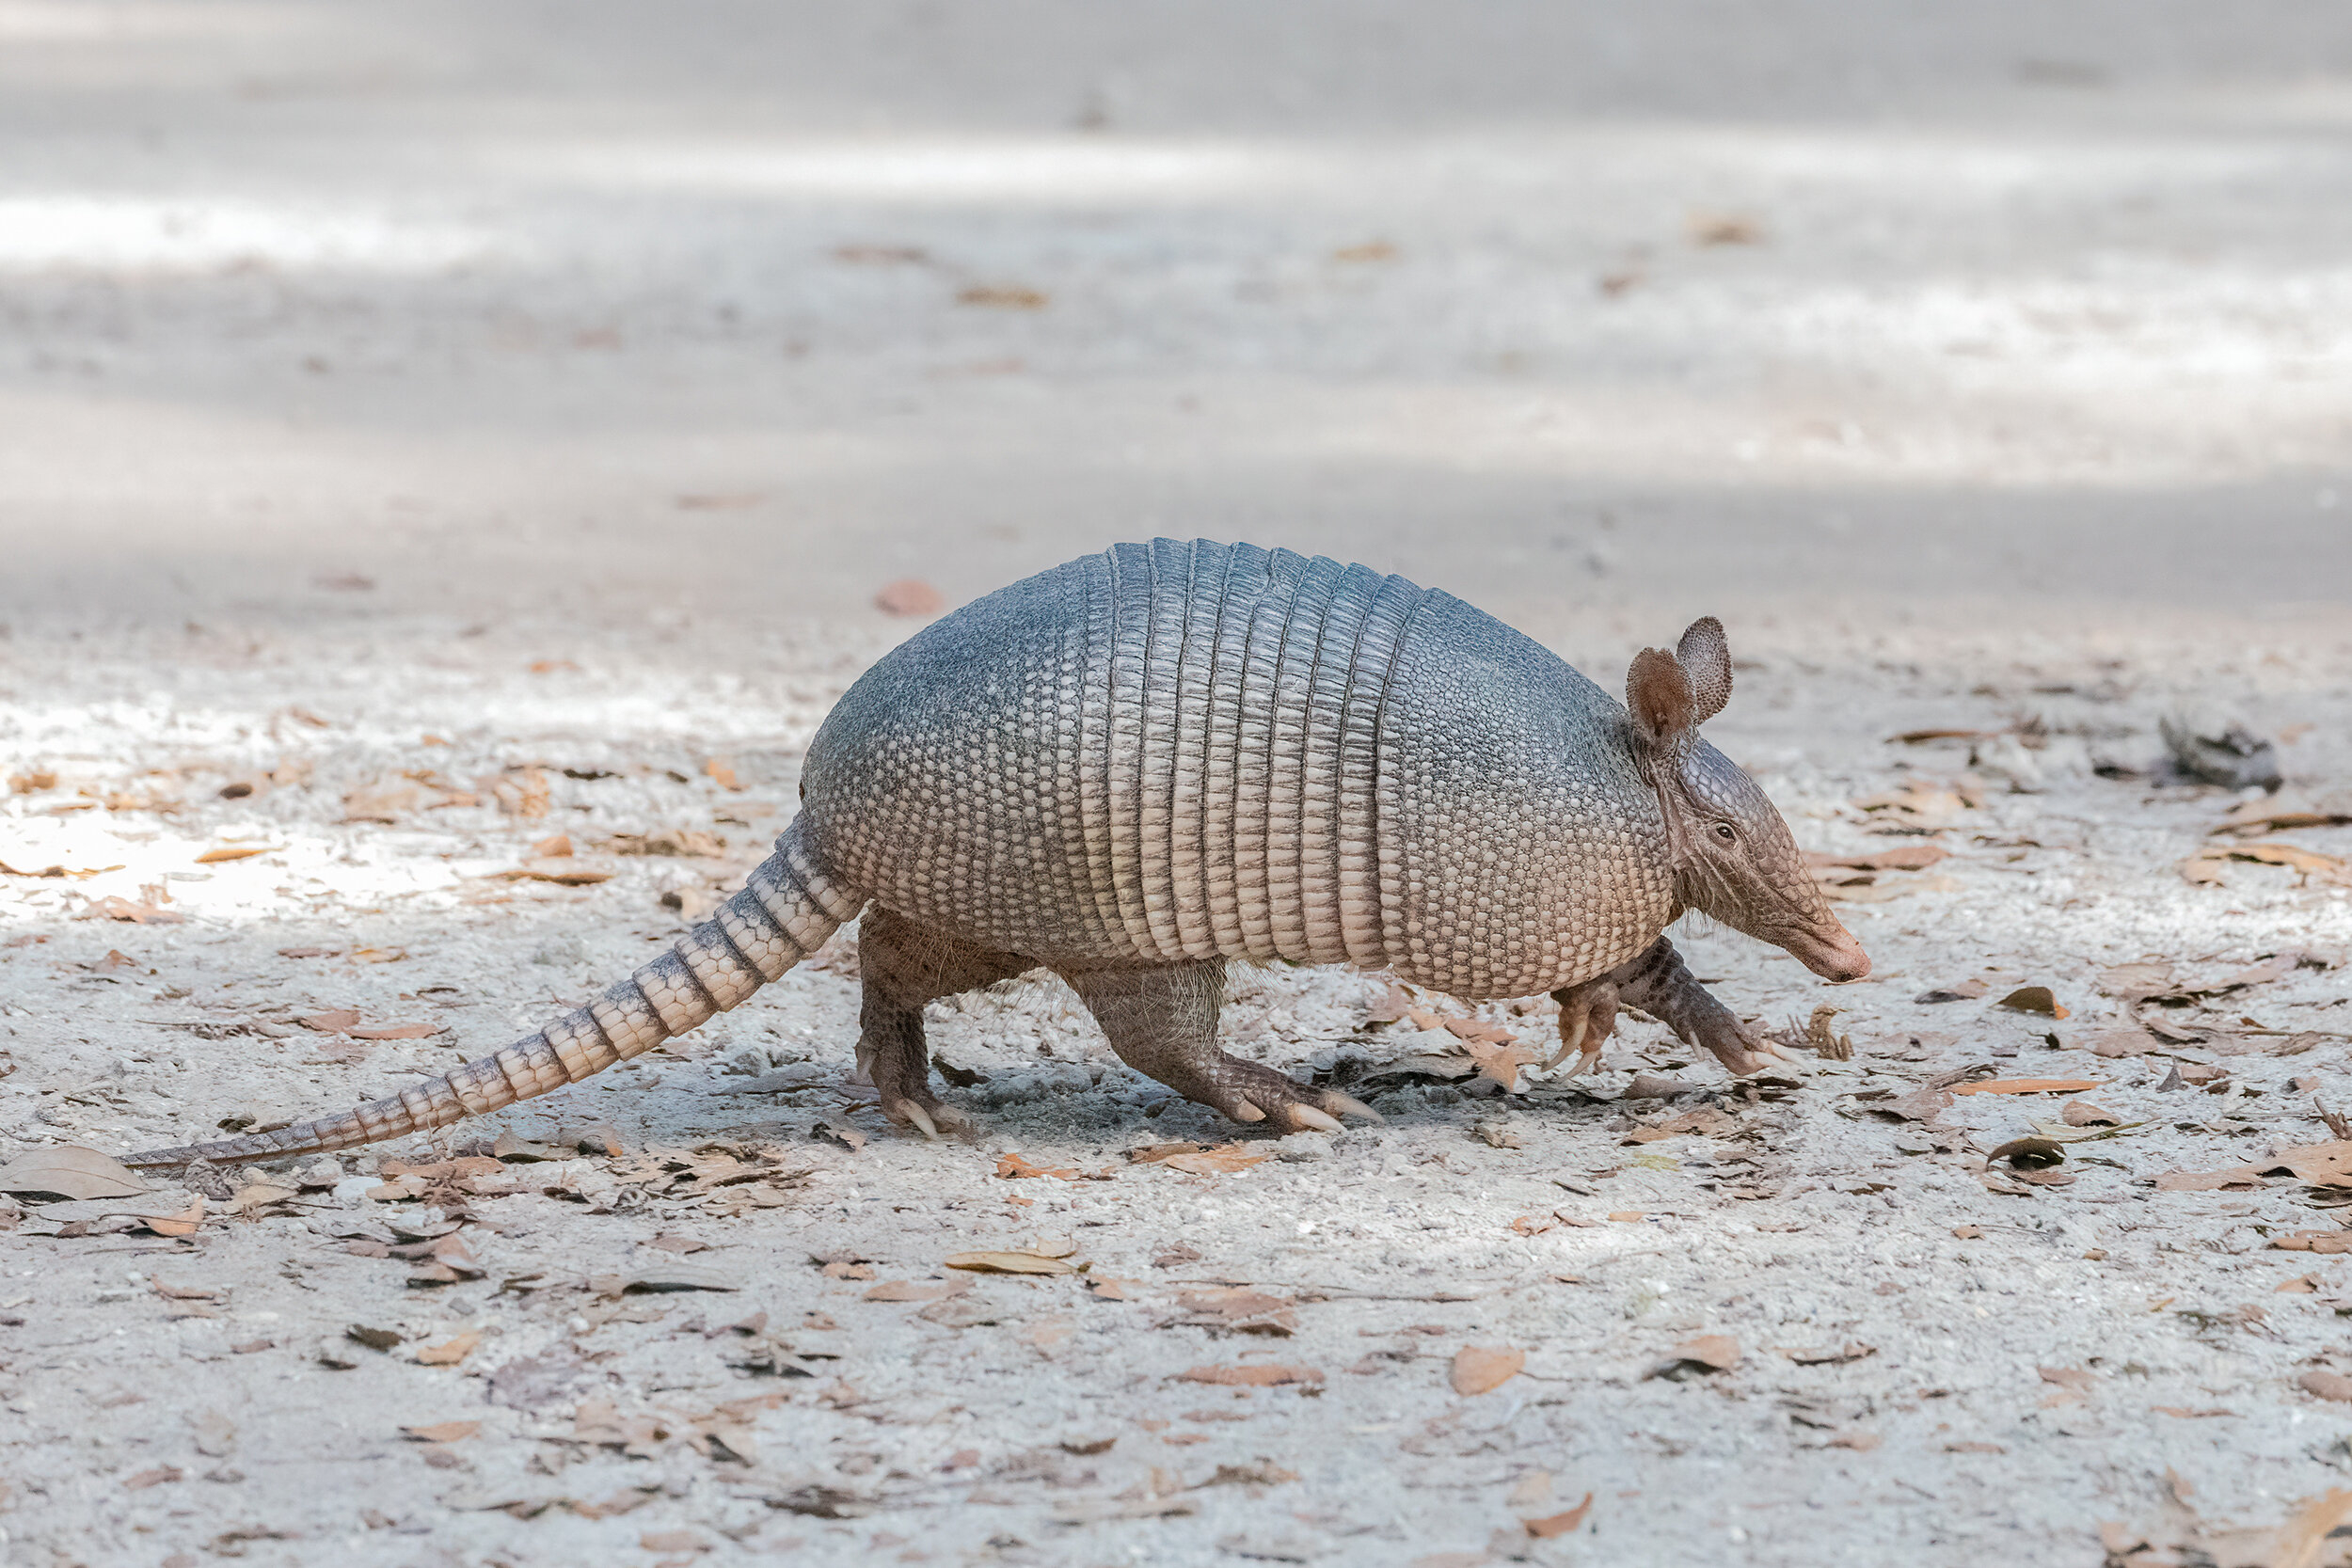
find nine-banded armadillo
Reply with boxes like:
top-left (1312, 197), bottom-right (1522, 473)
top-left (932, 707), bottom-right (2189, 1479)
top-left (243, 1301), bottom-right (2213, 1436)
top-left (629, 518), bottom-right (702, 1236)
top-left (124, 538), bottom-right (1866, 1169)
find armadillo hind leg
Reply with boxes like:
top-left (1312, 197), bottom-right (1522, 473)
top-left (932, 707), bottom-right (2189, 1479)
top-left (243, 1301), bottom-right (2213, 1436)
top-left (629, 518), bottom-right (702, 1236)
top-left (1605, 937), bottom-right (1786, 1076)
top-left (855, 908), bottom-right (1035, 1138)
top-left (1057, 959), bottom-right (1381, 1132)
top-left (120, 826), bottom-right (863, 1170)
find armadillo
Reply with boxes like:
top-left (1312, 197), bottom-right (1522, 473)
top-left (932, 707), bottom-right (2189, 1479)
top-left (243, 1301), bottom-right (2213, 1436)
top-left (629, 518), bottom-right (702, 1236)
top-left (123, 538), bottom-right (1866, 1168)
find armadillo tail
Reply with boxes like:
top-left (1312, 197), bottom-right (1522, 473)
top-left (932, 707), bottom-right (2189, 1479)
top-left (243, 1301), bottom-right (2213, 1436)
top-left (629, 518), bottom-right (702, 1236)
top-left (121, 826), bottom-right (864, 1170)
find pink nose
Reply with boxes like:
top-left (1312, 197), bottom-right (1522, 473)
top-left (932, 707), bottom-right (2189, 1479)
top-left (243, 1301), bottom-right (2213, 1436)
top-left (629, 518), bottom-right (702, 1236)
top-left (1789, 923), bottom-right (1871, 983)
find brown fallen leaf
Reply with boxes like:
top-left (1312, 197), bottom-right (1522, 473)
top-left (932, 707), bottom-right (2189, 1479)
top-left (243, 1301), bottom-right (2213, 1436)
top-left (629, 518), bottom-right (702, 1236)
top-left (945, 1249), bottom-right (1077, 1276)
top-left (2299, 1370), bottom-right (2352, 1403)
top-left (996, 1153), bottom-right (1080, 1181)
top-left (1689, 212), bottom-right (1764, 245)
top-left (640, 1530), bottom-right (708, 1554)
top-left (1450, 1345), bottom-right (1526, 1396)
top-left (122, 1466), bottom-right (183, 1490)
top-left (957, 284), bottom-right (1048, 309)
top-left (297, 1009), bottom-right (362, 1034)
top-left (350, 1022), bottom-right (442, 1041)
top-left (2183, 840), bottom-right (2351, 887)
top-left (1522, 1493), bottom-right (1595, 1538)
top-left (874, 578), bottom-right (946, 616)
top-left (82, 895), bottom-right (182, 925)
top-left (862, 1276), bottom-right (973, 1304)
top-left (1952, 1225), bottom-right (1984, 1239)
top-left (1175, 1364), bottom-right (1323, 1388)
top-left (416, 1332), bottom-right (481, 1367)
top-left (2061, 1100), bottom-right (2121, 1127)
top-left (2151, 1406), bottom-right (2236, 1418)
top-left (1948, 1078), bottom-right (2100, 1097)
top-left (1172, 1288), bottom-right (1297, 1337)
top-left (1458, 1035), bottom-right (1537, 1091)
top-left (1131, 1142), bottom-right (1268, 1177)
top-left (195, 846), bottom-right (277, 864)
top-left (493, 861), bottom-right (612, 885)
top-left (1778, 1343), bottom-right (1877, 1367)
top-left (1827, 1430), bottom-right (1882, 1451)
top-left (402, 1421), bottom-right (481, 1443)
top-left (2271, 1231), bottom-right (2352, 1255)
top-left (1944, 1441), bottom-right (2005, 1454)
top-left (1667, 1335), bottom-right (1740, 1373)
top-left (1994, 986), bottom-right (2071, 1019)
top-left (0, 1146), bottom-right (148, 1200)
top-left (2040, 1366), bottom-right (2095, 1393)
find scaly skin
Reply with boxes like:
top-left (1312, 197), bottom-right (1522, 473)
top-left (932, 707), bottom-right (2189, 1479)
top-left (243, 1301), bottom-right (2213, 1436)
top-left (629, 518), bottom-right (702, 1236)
top-left (121, 539), bottom-right (1861, 1169)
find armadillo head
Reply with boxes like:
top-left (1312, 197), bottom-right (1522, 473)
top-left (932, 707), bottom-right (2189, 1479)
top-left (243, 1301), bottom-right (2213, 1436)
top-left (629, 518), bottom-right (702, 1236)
top-left (1625, 619), bottom-right (1870, 984)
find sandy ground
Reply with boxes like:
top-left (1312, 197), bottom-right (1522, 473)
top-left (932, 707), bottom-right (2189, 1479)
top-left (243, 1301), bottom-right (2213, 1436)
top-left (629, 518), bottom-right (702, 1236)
top-left (5, 4), bottom-right (2352, 1566)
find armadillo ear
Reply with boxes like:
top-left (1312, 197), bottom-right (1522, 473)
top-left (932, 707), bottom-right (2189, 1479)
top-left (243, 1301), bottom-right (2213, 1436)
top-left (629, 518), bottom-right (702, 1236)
top-left (1627, 647), bottom-right (1695, 752)
top-left (1676, 616), bottom-right (1732, 725)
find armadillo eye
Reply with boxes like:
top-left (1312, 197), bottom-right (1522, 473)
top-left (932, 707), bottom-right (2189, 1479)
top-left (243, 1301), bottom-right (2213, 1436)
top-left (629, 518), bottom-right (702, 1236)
top-left (1712, 822), bottom-right (1737, 843)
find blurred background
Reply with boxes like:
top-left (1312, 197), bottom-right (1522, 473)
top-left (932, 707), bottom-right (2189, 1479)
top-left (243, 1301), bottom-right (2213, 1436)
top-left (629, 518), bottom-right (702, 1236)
top-left (0, 0), bottom-right (2346, 638)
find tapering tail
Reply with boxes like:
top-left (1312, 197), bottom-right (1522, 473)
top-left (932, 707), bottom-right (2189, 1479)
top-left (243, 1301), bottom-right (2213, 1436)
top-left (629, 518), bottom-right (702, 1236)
top-left (121, 825), bottom-right (865, 1170)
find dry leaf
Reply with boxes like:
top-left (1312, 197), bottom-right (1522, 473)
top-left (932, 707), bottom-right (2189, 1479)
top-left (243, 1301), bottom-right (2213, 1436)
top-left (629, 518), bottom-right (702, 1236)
top-left (957, 284), bottom-right (1048, 309)
top-left (1994, 986), bottom-right (2070, 1019)
top-left (1450, 1345), bottom-right (1526, 1395)
top-left (1522, 1494), bottom-right (1595, 1539)
top-left (122, 1466), bottom-right (183, 1491)
top-left (2271, 1231), bottom-right (2352, 1255)
top-left (874, 579), bottom-right (946, 616)
top-left (0, 1147), bottom-right (148, 1200)
top-left (494, 861), bottom-right (612, 886)
top-left (2061, 1100), bottom-right (2121, 1127)
top-left (2040, 1366), bottom-right (2095, 1393)
top-left (416, 1332), bottom-right (481, 1367)
top-left (702, 758), bottom-right (742, 792)
top-left (1660, 1335), bottom-right (1740, 1375)
top-left (350, 1022), bottom-right (441, 1041)
top-left (1779, 1343), bottom-right (1876, 1366)
top-left (1947, 1078), bottom-right (2100, 1097)
top-left (1172, 1288), bottom-right (1297, 1337)
top-left (862, 1276), bottom-right (972, 1303)
top-left (944, 1249), bottom-right (1076, 1276)
top-left (194, 846), bottom-right (276, 864)
top-left (996, 1153), bottom-right (1080, 1181)
top-left (402, 1421), bottom-right (481, 1443)
top-left (2183, 840), bottom-right (2351, 886)
top-left (1175, 1364), bottom-right (1323, 1388)
top-left (83, 895), bottom-right (182, 925)
top-left (1131, 1142), bottom-right (1268, 1176)
top-left (297, 1009), bottom-right (362, 1034)
top-left (2299, 1371), bottom-right (2352, 1403)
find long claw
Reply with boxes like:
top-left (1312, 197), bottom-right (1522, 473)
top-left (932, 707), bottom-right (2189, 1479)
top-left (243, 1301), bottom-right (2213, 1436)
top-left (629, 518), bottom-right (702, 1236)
top-left (1230, 1100), bottom-right (1266, 1123)
top-left (893, 1099), bottom-right (941, 1139)
top-left (1544, 1011), bottom-right (1590, 1072)
top-left (1323, 1092), bottom-right (1385, 1125)
top-left (1286, 1104), bottom-right (1343, 1133)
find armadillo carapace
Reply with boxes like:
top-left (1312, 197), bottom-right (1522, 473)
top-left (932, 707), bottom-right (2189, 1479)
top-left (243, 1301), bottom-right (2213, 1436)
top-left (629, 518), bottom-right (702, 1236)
top-left (125, 538), bottom-right (1867, 1168)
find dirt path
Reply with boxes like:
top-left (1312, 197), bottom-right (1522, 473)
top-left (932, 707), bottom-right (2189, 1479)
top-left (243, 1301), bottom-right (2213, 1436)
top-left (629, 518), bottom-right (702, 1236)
top-left (5, 2), bottom-right (2352, 1562)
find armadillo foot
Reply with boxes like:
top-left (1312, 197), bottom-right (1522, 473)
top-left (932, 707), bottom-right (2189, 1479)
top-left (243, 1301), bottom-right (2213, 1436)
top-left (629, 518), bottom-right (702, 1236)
top-left (894, 1099), bottom-right (941, 1139)
top-left (1285, 1103), bottom-right (1343, 1133)
top-left (1231, 1100), bottom-right (1267, 1123)
top-left (1322, 1091), bottom-right (1385, 1125)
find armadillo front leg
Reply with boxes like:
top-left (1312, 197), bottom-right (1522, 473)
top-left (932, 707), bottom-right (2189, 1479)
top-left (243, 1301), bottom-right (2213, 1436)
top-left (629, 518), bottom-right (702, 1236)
top-left (1058, 960), bottom-right (1379, 1132)
top-left (856, 908), bottom-right (1035, 1138)
top-left (1555, 936), bottom-right (1784, 1077)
